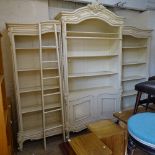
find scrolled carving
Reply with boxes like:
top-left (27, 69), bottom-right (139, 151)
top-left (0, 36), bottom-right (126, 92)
top-left (87, 3), bottom-right (105, 14)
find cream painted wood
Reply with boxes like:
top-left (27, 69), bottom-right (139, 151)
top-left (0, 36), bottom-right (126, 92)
top-left (122, 26), bottom-right (152, 109)
top-left (7, 21), bottom-right (65, 150)
top-left (55, 3), bottom-right (123, 136)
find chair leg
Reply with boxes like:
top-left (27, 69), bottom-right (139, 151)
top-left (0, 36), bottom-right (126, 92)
top-left (145, 94), bottom-right (151, 111)
top-left (133, 92), bottom-right (142, 114)
top-left (127, 137), bottom-right (136, 155)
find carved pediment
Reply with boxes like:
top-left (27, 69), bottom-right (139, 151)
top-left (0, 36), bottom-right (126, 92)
top-left (123, 26), bottom-right (152, 38)
top-left (55, 3), bottom-right (124, 26)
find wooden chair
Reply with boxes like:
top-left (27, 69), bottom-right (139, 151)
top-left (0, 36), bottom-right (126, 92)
top-left (133, 76), bottom-right (155, 114)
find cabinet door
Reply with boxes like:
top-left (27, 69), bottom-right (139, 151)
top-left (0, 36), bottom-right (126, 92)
top-left (97, 94), bottom-right (120, 119)
top-left (68, 95), bottom-right (94, 132)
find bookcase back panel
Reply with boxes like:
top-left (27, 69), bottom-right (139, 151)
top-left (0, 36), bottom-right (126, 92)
top-left (20, 92), bottom-right (41, 108)
top-left (68, 75), bottom-right (118, 91)
top-left (67, 19), bottom-right (119, 33)
top-left (42, 62), bottom-right (58, 69)
top-left (123, 36), bottom-right (147, 47)
top-left (42, 49), bottom-right (57, 61)
top-left (123, 65), bottom-right (146, 78)
top-left (43, 78), bottom-right (59, 87)
top-left (23, 111), bottom-right (62, 131)
top-left (123, 79), bottom-right (146, 92)
top-left (16, 50), bottom-right (40, 70)
top-left (20, 94), bottom-right (61, 115)
top-left (123, 49), bottom-right (146, 63)
top-left (15, 36), bottom-right (39, 48)
top-left (18, 71), bottom-right (41, 90)
top-left (67, 39), bottom-right (120, 54)
top-left (42, 33), bottom-right (56, 46)
top-left (43, 69), bottom-right (58, 77)
top-left (45, 112), bottom-right (62, 125)
top-left (23, 111), bottom-right (42, 130)
top-left (68, 57), bottom-right (118, 74)
top-left (44, 94), bottom-right (61, 105)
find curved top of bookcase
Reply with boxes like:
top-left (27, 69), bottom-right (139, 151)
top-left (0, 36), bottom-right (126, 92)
top-left (55, 3), bottom-right (124, 26)
top-left (123, 26), bottom-right (153, 38)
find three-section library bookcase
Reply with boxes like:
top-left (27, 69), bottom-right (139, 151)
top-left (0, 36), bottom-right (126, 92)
top-left (7, 3), bottom-right (152, 150)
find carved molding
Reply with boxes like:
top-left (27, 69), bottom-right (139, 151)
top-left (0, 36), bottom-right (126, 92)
top-left (123, 26), bottom-right (152, 38)
top-left (55, 3), bottom-right (124, 26)
top-left (7, 21), bottom-right (61, 35)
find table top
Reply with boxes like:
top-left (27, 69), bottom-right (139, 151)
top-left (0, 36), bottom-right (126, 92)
top-left (69, 133), bottom-right (112, 155)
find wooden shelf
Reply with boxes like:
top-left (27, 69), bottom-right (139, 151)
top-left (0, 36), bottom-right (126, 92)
top-left (43, 76), bottom-right (60, 80)
top-left (68, 71), bottom-right (117, 78)
top-left (122, 46), bottom-right (147, 49)
top-left (19, 85), bottom-right (59, 93)
top-left (23, 122), bottom-right (63, 136)
top-left (122, 75), bottom-right (146, 82)
top-left (122, 90), bottom-right (137, 97)
top-left (43, 67), bottom-right (58, 70)
top-left (16, 46), bottom-right (57, 50)
top-left (42, 60), bottom-right (58, 63)
top-left (17, 67), bottom-right (58, 72)
top-left (67, 31), bottom-right (118, 35)
top-left (17, 68), bottom-right (40, 72)
top-left (68, 52), bottom-right (118, 58)
top-left (22, 103), bottom-right (61, 114)
top-left (42, 46), bottom-right (57, 49)
top-left (16, 48), bottom-right (39, 50)
top-left (66, 36), bottom-right (121, 40)
top-left (122, 61), bottom-right (146, 66)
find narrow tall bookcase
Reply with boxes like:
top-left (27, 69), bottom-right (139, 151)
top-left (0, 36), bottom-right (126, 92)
top-left (7, 21), bottom-right (65, 150)
top-left (122, 26), bottom-right (152, 109)
top-left (56, 3), bottom-right (124, 136)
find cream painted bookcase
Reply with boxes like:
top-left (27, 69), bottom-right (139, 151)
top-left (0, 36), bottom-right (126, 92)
top-left (122, 26), bottom-right (152, 109)
top-left (55, 4), bottom-right (123, 136)
top-left (7, 21), bottom-right (65, 150)
top-left (7, 4), bottom-right (152, 150)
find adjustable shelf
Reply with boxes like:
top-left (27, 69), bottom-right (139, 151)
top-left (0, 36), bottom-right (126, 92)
top-left (122, 61), bottom-right (146, 66)
top-left (21, 102), bottom-right (61, 114)
top-left (67, 31), bottom-right (119, 36)
top-left (67, 52), bottom-right (118, 58)
top-left (66, 36), bottom-right (121, 40)
top-left (68, 71), bottom-right (117, 78)
top-left (122, 75), bottom-right (146, 82)
top-left (122, 46), bottom-right (147, 49)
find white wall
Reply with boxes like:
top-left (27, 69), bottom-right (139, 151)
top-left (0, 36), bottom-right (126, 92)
top-left (0, 0), bottom-right (49, 97)
top-left (48, 0), bottom-right (85, 19)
